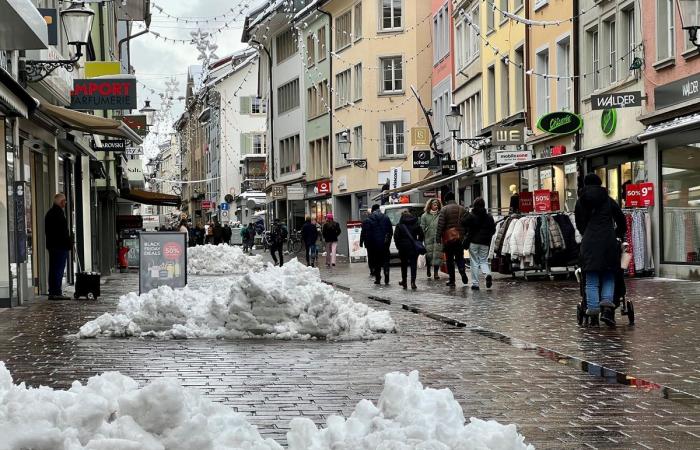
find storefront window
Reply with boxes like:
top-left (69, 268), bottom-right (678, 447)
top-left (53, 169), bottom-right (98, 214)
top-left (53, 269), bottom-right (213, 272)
top-left (310, 198), bottom-right (332, 224)
top-left (499, 171), bottom-right (519, 215)
top-left (661, 144), bottom-right (700, 264)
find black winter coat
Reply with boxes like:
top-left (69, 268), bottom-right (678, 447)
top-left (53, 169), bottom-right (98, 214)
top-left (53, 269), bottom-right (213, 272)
top-left (462, 208), bottom-right (496, 246)
top-left (393, 215), bottom-right (425, 256)
top-left (45, 204), bottom-right (71, 251)
top-left (322, 221), bottom-right (341, 242)
top-left (574, 185), bottom-right (627, 272)
top-left (360, 211), bottom-right (393, 249)
top-left (301, 221), bottom-right (319, 246)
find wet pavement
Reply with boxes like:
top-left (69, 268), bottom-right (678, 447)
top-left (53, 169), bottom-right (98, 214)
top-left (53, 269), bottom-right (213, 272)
top-left (0, 256), bottom-right (699, 448)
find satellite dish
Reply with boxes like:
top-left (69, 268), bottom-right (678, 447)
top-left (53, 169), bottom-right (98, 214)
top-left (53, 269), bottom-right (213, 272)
top-left (225, 194), bottom-right (234, 203)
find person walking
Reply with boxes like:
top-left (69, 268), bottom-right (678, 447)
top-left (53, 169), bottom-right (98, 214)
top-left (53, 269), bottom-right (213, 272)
top-left (178, 219), bottom-right (189, 234)
top-left (195, 223), bottom-right (205, 245)
top-left (45, 193), bottom-right (72, 300)
top-left (420, 199), bottom-right (443, 280)
top-left (212, 219), bottom-right (223, 245)
top-left (241, 224), bottom-right (252, 253)
top-left (269, 218), bottom-right (288, 266)
top-left (301, 217), bottom-right (319, 267)
top-left (222, 224), bottom-right (232, 245)
top-left (321, 213), bottom-right (341, 267)
top-left (360, 204), bottom-right (393, 285)
top-left (435, 192), bottom-right (468, 287)
top-left (575, 173), bottom-right (627, 325)
top-left (462, 197), bottom-right (496, 291)
top-left (393, 210), bottom-right (425, 290)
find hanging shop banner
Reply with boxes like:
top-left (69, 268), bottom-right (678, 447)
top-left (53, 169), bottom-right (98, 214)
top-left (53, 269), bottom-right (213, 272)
top-left (550, 191), bottom-right (561, 212)
top-left (125, 147), bottom-right (143, 156)
top-left (139, 232), bottom-right (187, 294)
top-left (93, 139), bottom-right (126, 152)
top-left (590, 91), bottom-right (643, 110)
top-left (316, 180), bottom-right (332, 194)
top-left (519, 191), bottom-right (534, 213)
top-left (413, 150), bottom-right (431, 168)
top-left (390, 167), bottom-right (403, 189)
top-left (37, 8), bottom-right (58, 45)
top-left (84, 61), bottom-right (121, 79)
top-left (114, 115), bottom-right (148, 137)
top-left (441, 159), bottom-right (458, 176)
top-left (534, 189), bottom-right (551, 212)
top-left (536, 111), bottom-right (583, 135)
top-left (625, 183), bottom-right (641, 207)
top-left (411, 127), bottom-right (430, 146)
top-left (640, 182), bottom-right (655, 207)
top-left (492, 125), bottom-right (525, 145)
top-left (347, 221), bottom-right (367, 263)
top-left (70, 78), bottom-right (137, 110)
top-left (601, 109), bottom-right (617, 136)
top-left (496, 150), bottom-right (531, 165)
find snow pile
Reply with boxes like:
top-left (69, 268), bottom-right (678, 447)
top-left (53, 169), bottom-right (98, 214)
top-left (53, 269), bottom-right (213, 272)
top-left (78, 260), bottom-right (396, 340)
top-left (187, 244), bottom-right (264, 275)
top-left (0, 361), bottom-right (282, 450)
top-left (0, 364), bottom-right (532, 450)
top-left (288, 371), bottom-right (534, 450)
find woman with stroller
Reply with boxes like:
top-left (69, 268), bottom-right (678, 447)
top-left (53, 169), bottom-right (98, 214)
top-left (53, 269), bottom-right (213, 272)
top-left (393, 210), bottom-right (425, 290)
top-left (574, 173), bottom-right (627, 326)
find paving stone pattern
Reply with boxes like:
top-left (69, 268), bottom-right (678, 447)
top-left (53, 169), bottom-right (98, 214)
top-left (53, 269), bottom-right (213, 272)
top-left (0, 266), bottom-right (698, 448)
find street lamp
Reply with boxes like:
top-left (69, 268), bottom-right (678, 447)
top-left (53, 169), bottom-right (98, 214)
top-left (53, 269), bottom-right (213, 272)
top-left (445, 104), bottom-right (486, 150)
top-left (679, 0), bottom-right (700, 49)
top-left (139, 100), bottom-right (157, 128)
top-left (23, 1), bottom-right (95, 82)
top-left (338, 131), bottom-right (367, 169)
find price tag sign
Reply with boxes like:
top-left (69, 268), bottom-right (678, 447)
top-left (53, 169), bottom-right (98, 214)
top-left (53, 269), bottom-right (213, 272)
top-left (519, 191), bottom-right (534, 213)
top-left (625, 183), bottom-right (641, 207)
top-left (640, 182), bottom-right (654, 206)
top-left (534, 189), bottom-right (551, 212)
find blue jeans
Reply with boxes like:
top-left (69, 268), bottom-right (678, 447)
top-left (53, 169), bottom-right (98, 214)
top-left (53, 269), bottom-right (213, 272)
top-left (585, 270), bottom-right (615, 312)
top-left (469, 243), bottom-right (491, 287)
top-left (48, 249), bottom-right (69, 296)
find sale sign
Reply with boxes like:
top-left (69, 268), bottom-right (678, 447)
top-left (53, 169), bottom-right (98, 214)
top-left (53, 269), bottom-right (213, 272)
top-left (534, 189), bottom-right (551, 212)
top-left (625, 183), bottom-right (641, 207)
top-left (550, 191), bottom-right (561, 211)
top-left (640, 182), bottom-right (655, 206)
top-left (519, 191), bottom-right (534, 213)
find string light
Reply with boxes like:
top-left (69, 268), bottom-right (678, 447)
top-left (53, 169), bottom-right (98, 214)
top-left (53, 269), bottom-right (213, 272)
top-left (476, 0), bottom-right (599, 28)
top-left (151, 2), bottom-right (250, 24)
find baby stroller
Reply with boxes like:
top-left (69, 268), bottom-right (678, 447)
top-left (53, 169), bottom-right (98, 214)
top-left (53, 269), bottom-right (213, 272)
top-left (575, 268), bottom-right (634, 327)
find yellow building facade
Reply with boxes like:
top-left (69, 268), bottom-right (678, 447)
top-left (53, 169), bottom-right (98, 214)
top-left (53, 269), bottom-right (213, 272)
top-left (320, 0), bottom-right (433, 223)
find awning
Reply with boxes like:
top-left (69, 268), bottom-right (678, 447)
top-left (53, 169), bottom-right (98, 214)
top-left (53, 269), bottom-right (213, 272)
top-left (0, 67), bottom-right (37, 118)
top-left (119, 188), bottom-right (181, 207)
top-left (638, 113), bottom-right (700, 141)
top-left (37, 102), bottom-right (143, 144)
top-left (0, 0), bottom-right (48, 50)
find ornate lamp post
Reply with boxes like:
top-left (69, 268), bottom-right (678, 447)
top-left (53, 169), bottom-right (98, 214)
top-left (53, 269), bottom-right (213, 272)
top-left (678, 0), bottom-right (700, 49)
top-left (338, 131), bottom-right (367, 168)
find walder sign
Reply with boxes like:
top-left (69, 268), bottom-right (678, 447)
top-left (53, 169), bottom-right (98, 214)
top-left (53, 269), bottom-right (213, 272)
top-left (70, 78), bottom-right (137, 110)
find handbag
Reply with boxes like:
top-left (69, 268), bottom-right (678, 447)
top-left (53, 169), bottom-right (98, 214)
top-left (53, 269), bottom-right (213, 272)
top-left (442, 208), bottom-right (465, 246)
top-left (417, 254), bottom-right (427, 269)
top-left (400, 224), bottom-right (427, 255)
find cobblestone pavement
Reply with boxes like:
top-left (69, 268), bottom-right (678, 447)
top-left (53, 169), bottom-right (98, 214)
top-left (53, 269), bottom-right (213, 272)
top-left (0, 260), bottom-right (699, 448)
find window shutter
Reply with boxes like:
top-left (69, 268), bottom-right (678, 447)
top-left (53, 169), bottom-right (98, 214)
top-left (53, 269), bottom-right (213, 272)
top-left (240, 133), bottom-right (251, 156)
top-left (240, 96), bottom-right (251, 113)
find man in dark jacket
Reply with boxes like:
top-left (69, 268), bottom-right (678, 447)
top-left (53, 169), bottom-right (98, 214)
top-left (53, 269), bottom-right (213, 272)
top-left (435, 192), bottom-right (468, 287)
top-left (575, 173), bottom-right (627, 325)
top-left (301, 217), bottom-right (319, 267)
top-left (222, 224), bottom-right (232, 245)
top-left (212, 218), bottom-right (223, 245)
top-left (360, 204), bottom-right (393, 285)
top-left (45, 193), bottom-right (72, 300)
top-left (462, 197), bottom-right (496, 290)
top-left (269, 218), bottom-right (287, 266)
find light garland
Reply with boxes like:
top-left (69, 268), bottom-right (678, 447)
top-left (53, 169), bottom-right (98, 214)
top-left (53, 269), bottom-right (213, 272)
top-left (475, 0), bottom-right (599, 28)
top-left (151, 2), bottom-right (250, 24)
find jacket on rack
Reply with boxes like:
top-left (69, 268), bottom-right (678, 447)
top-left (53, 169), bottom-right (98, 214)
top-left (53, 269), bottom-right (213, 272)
top-left (548, 216), bottom-right (565, 250)
top-left (494, 216), bottom-right (512, 254)
top-left (575, 185), bottom-right (627, 272)
top-left (462, 206), bottom-right (496, 246)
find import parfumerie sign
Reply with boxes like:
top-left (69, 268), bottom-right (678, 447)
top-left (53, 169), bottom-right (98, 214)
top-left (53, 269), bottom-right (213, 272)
top-left (70, 78), bottom-right (137, 110)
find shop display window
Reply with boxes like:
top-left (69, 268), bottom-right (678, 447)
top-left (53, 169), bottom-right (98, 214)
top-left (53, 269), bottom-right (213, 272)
top-left (661, 144), bottom-right (700, 264)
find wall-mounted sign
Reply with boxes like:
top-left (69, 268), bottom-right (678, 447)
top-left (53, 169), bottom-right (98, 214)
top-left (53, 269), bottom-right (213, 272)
top-left (38, 8), bottom-right (58, 45)
top-left (125, 147), bottom-right (143, 156)
top-left (84, 61), bottom-right (121, 79)
top-left (411, 127), bottom-right (430, 146)
top-left (536, 111), bottom-right (583, 135)
top-left (125, 159), bottom-right (144, 187)
top-left (413, 150), bottom-right (431, 168)
top-left (496, 150), bottom-right (531, 165)
top-left (492, 125), bottom-right (525, 145)
top-left (441, 160), bottom-right (458, 176)
top-left (564, 160), bottom-right (578, 175)
top-left (70, 78), bottom-right (137, 110)
top-left (601, 108), bottom-right (617, 136)
top-left (519, 191), bottom-right (534, 213)
top-left (271, 185), bottom-right (285, 198)
top-left (94, 139), bottom-right (126, 152)
top-left (287, 185), bottom-right (304, 200)
top-left (115, 115), bottom-right (148, 137)
top-left (591, 91), bottom-right (643, 110)
top-left (316, 180), bottom-right (331, 194)
top-left (534, 189), bottom-right (551, 212)
top-left (139, 232), bottom-right (187, 294)
top-left (655, 73), bottom-right (700, 109)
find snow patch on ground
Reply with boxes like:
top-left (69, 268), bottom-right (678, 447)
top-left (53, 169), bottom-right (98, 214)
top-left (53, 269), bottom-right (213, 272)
top-left (78, 260), bottom-right (395, 340)
top-left (0, 364), bottom-right (532, 450)
top-left (187, 244), bottom-right (264, 275)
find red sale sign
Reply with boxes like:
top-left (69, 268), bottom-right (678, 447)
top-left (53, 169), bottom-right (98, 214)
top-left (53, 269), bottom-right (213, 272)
top-left (550, 191), bottom-right (561, 211)
top-left (534, 189), bottom-right (551, 212)
top-left (640, 182), bottom-right (654, 206)
top-left (625, 183), bottom-right (641, 207)
top-left (519, 191), bottom-right (533, 213)
top-left (163, 242), bottom-right (183, 261)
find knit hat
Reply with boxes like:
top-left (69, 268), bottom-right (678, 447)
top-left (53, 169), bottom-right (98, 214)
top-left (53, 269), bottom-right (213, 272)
top-left (326, 213), bottom-right (334, 220)
top-left (584, 173), bottom-right (603, 186)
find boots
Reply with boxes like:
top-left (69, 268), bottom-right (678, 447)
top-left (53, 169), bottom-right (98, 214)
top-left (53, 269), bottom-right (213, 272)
top-left (384, 273), bottom-right (390, 285)
top-left (601, 306), bottom-right (616, 327)
top-left (433, 266), bottom-right (440, 280)
top-left (399, 279), bottom-right (407, 289)
top-left (427, 266), bottom-right (432, 278)
top-left (411, 280), bottom-right (417, 290)
top-left (460, 270), bottom-right (469, 285)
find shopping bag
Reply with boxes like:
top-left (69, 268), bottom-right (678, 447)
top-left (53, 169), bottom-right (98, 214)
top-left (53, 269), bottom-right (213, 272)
top-left (417, 254), bottom-right (427, 269)
top-left (440, 252), bottom-right (448, 274)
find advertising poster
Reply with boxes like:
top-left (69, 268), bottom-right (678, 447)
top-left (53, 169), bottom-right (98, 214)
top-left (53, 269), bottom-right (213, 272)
top-left (550, 191), bottom-right (561, 212)
top-left (347, 221), bottom-right (367, 263)
top-left (640, 182), bottom-right (655, 207)
top-left (534, 190), bottom-right (551, 212)
top-left (625, 184), bottom-right (641, 207)
top-left (139, 232), bottom-right (187, 294)
top-left (519, 191), bottom-right (534, 213)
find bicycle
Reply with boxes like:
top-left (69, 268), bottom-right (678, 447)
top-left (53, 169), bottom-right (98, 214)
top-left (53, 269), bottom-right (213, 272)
top-left (287, 229), bottom-right (303, 254)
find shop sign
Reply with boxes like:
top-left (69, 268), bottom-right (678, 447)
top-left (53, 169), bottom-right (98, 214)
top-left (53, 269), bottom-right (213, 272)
top-left (625, 184), bottom-right (641, 207)
top-left (38, 8), bottom-right (58, 45)
top-left (271, 185), bottom-right (285, 198)
top-left (519, 191), bottom-right (534, 213)
top-left (423, 191), bottom-right (437, 198)
top-left (601, 109), bottom-right (617, 136)
top-left (201, 200), bottom-right (214, 209)
top-left (93, 139), bottom-right (126, 152)
top-left (84, 61), bottom-right (121, 79)
top-left (536, 111), bottom-right (583, 135)
top-left (390, 167), bottom-right (403, 189)
top-left (564, 160), bottom-right (577, 175)
top-left (139, 232), bottom-right (187, 294)
top-left (534, 189), bottom-right (551, 212)
top-left (590, 91), bottom-right (643, 110)
top-left (428, 155), bottom-right (442, 171)
top-left (125, 159), bottom-right (144, 187)
top-left (411, 127), bottom-right (430, 146)
top-left (655, 73), bottom-right (700, 109)
top-left (346, 221), bottom-right (367, 262)
top-left (125, 147), bottom-right (143, 156)
top-left (496, 150), bottom-right (531, 165)
top-left (316, 180), bottom-right (331, 194)
top-left (550, 191), bottom-right (561, 211)
top-left (492, 125), bottom-right (525, 145)
top-left (115, 115), bottom-right (148, 137)
top-left (540, 168), bottom-right (553, 180)
top-left (640, 182), bottom-right (654, 206)
top-left (441, 159), bottom-right (458, 176)
top-left (413, 150), bottom-right (431, 168)
top-left (70, 78), bottom-right (137, 110)
top-left (287, 185), bottom-right (304, 200)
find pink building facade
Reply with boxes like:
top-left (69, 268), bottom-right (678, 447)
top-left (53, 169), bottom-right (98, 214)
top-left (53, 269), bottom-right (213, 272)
top-left (431, 0), bottom-right (455, 156)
